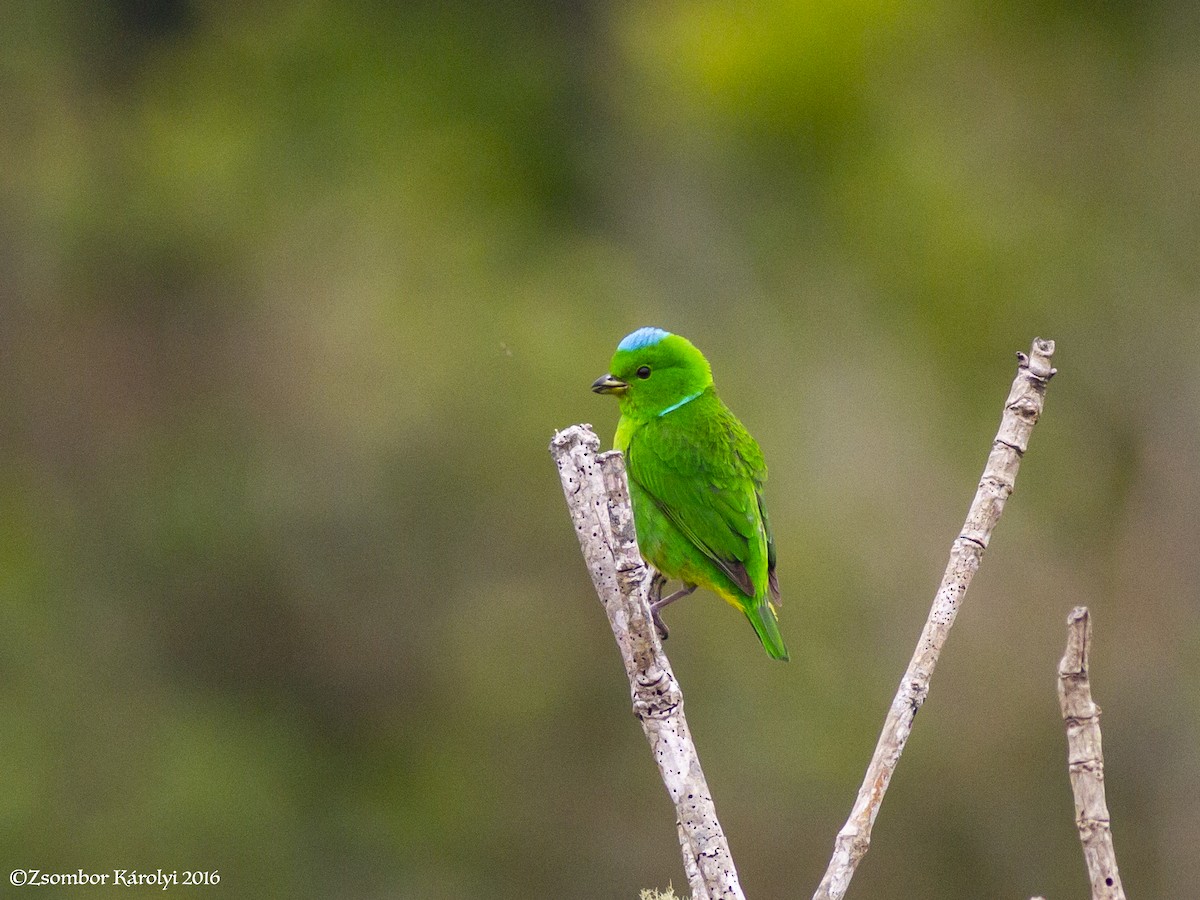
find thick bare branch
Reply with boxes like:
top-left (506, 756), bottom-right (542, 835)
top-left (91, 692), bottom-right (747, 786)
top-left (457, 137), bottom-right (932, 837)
top-left (1058, 607), bottom-right (1126, 900)
top-left (813, 338), bottom-right (1057, 900)
top-left (551, 425), bottom-right (743, 900)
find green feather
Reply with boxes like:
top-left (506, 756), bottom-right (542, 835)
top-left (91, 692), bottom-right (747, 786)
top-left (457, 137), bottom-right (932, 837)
top-left (594, 330), bottom-right (789, 661)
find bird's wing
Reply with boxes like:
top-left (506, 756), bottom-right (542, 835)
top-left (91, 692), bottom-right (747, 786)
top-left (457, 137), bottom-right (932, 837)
top-left (758, 489), bottom-right (781, 605)
top-left (728, 418), bottom-right (781, 605)
top-left (627, 402), bottom-right (768, 599)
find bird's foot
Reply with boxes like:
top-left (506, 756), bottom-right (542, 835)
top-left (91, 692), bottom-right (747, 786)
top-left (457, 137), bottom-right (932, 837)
top-left (645, 568), bottom-right (667, 606)
top-left (651, 605), bottom-right (670, 641)
top-left (644, 569), bottom-right (669, 639)
top-left (648, 584), bottom-right (696, 642)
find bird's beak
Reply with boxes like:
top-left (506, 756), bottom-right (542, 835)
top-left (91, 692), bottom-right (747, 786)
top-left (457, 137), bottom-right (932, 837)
top-left (591, 373), bottom-right (629, 395)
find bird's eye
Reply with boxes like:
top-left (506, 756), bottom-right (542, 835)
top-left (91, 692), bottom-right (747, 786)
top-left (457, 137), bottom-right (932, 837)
top-left (636, 366), bottom-right (651, 379)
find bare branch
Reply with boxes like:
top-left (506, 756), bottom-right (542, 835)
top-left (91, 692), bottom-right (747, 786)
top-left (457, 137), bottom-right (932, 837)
top-left (1058, 607), bottom-right (1126, 900)
top-left (550, 425), bottom-right (744, 900)
top-left (678, 818), bottom-right (711, 900)
top-left (813, 338), bottom-right (1057, 900)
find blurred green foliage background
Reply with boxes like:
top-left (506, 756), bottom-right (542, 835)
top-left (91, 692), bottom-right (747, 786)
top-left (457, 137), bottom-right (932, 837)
top-left (2, 1), bottom-right (1198, 897)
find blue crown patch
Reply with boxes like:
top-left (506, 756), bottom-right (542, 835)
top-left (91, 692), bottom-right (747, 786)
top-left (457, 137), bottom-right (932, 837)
top-left (617, 327), bottom-right (671, 352)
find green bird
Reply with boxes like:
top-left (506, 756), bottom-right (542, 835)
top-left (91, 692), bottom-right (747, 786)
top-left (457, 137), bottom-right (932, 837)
top-left (592, 327), bottom-right (789, 661)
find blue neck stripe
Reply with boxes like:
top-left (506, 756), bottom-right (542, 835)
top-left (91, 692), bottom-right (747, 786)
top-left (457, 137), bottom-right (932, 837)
top-left (657, 390), bottom-right (702, 418)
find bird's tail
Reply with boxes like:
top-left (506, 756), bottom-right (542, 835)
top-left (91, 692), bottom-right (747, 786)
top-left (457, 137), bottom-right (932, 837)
top-left (747, 600), bottom-right (789, 662)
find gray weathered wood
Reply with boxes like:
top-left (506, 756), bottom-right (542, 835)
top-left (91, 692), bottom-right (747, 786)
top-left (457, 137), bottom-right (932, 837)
top-left (1058, 607), bottom-right (1126, 900)
top-left (551, 425), bottom-right (743, 900)
top-left (813, 338), bottom-right (1057, 900)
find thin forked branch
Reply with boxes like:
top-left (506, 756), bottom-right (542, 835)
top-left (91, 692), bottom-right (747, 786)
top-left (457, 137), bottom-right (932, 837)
top-left (1058, 607), bottom-right (1126, 900)
top-left (551, 426), bottom-right (743, 900)
top-left (813, 338), bottom-right (1057, 900)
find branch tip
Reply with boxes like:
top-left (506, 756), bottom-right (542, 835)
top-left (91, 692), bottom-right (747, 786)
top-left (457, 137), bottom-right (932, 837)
top-left (550, 423), bottom-right (600, 455)
top-left (1022, 337), bottom-right (1056, 380)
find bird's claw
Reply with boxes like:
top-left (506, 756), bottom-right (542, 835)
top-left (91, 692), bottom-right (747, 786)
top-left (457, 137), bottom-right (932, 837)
top-left (651, 605), bottom-right (669, 641)
top-left (645, 569), bottom-right (667, 606)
